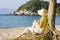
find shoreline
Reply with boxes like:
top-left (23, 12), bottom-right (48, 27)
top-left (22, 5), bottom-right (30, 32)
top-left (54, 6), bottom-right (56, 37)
top-left (0, 25), bottom-right (60, 28)
top-left (0, 26), bottom-right (60, 40)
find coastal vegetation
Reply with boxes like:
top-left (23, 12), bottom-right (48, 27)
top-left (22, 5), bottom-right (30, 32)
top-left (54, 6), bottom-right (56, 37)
top-left (16, 0), bottom-right (60, 15)
top-left (17, 0), bottom-right (49, 13)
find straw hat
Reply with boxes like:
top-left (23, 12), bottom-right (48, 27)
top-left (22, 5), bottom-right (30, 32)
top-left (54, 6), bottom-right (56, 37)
top-left (38, 9), bottom-right (48, 16)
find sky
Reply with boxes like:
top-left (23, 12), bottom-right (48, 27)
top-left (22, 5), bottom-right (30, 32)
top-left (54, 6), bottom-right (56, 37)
top-left (0, 0), bottom-right (29, 10)
top-left (0, 0), bottom-right (60, 10)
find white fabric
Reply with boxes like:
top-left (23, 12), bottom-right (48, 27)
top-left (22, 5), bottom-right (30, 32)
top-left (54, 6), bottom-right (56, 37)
top-left (21, 27), bottom-right (44, 34)
top-left (33, 27), bottom-right (44, 34)
top-left (20, 20), bottom-right (44, 36)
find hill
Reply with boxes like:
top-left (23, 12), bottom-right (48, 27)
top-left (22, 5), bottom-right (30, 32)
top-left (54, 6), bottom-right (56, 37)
top-left (14, 0), bottom-right (60, 16)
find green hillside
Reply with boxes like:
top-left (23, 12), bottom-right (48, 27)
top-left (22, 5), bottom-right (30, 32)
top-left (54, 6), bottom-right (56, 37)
top-left (17, 0), bottom-right (60, 14)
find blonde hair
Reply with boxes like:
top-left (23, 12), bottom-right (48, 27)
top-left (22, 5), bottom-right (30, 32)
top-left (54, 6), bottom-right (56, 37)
top-left (38, 8), bottom-right (48, 16)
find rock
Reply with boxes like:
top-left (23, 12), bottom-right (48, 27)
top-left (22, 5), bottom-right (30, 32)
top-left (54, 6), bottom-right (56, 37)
top-left (12, 9), bottom-right (39, 16)
top-left (56, 13), bottom-right (60, 16)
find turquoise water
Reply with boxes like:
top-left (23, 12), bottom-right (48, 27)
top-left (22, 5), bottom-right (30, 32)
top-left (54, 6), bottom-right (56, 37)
top-left (0, 16), bottom-right (60, 28)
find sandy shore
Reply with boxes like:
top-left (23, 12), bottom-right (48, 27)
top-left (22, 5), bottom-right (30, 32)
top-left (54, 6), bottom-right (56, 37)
top-left (0, 26), bottom-right (60, 40)
top-left (0, 27), bottom-right (27, 40)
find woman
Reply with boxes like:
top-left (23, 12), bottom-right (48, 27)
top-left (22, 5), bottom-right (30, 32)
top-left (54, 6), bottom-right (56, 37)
top-left (37, 8), bottom-right (48, 34)
top-left (20, 9), bottom-right (48, 37)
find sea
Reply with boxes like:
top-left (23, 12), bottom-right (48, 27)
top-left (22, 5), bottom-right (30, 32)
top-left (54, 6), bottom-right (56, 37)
top-left (0, 15), bottom-right (60, 28)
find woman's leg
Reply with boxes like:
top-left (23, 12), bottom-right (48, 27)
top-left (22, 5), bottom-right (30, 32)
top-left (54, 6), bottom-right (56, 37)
top-left (20, 27), bottom-right (33, 36)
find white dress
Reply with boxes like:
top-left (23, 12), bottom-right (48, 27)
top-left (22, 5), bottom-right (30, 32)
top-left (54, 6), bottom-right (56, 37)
top-left (20, 20), bottom-right (44, 36)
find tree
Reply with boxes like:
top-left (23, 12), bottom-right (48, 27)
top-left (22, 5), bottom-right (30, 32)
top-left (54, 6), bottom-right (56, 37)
top-left (57, 7), bottom-right (60, 13)
top-left (40, 0), bottom-right (60, 40)
top-left (40, 0), bottom-right (44, 8)
top-left (48, 0), bottom-right (57, 31)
